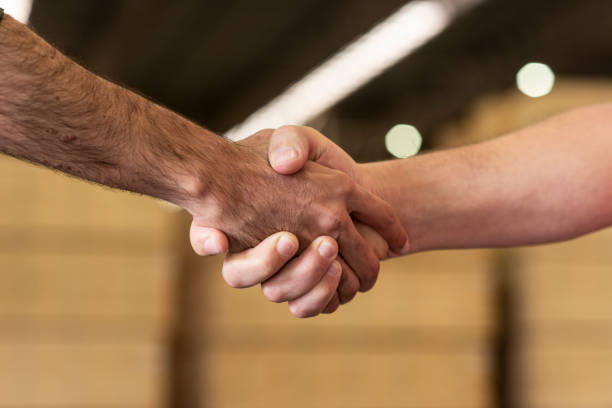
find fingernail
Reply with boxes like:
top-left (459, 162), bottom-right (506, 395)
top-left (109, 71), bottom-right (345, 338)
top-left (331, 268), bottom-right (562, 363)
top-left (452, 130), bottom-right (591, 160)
top-left (327, 261), bottom-right (341, 277)
top-left (400, 239), bottom-right (411, 254)
top-left (203, 238), bottom-right (222, 255)
top-left (318, 240), bottom-right (337, 259)
top-left (272, 147), bottom-right (298, 167)
top-left (276, 236), bottom-right (296, 257)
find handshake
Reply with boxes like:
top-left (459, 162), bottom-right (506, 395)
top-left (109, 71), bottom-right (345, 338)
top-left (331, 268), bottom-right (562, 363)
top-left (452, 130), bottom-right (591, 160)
top-left (183, 126), bottom-right (411, 318)
top-left (3, 12), bottom-right (607, 321)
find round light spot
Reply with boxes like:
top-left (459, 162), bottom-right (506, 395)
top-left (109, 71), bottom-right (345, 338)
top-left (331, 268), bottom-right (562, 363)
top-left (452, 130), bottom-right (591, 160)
top-left (385, 124), bottom-right (422, 158)
top-left (516, 62), bottom-right (555, 98)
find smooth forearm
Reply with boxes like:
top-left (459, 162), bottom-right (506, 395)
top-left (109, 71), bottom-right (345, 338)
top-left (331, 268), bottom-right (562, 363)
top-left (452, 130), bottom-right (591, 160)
top-left (365, 104), bottom-right (612, 252)
top-left (0, 14), bottom-right (235, 206)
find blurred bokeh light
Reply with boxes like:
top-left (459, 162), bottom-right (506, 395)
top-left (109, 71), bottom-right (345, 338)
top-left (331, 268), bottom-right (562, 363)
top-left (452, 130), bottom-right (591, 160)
top-left (516, 62), bottom-right (556, 98)
top-left (385, 124), bottom-right (423, 158)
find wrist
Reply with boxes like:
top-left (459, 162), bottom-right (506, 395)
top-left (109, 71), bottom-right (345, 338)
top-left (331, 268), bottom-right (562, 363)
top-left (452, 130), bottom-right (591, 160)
top-left (123, 99), bottom-right (240, 209)
top-left (363, 149), bottom-right (498, 254)
top-left (360, 158), bottom-right (432, 254)
top-left (175, 138), bottom-right (271, 219)
top-left (168, 132), bottom-right (244, 212)
top-left (357, 161), bottom-right (395, 204)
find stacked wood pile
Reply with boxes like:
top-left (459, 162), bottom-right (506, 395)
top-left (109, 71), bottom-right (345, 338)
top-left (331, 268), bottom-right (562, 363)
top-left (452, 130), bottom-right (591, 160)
top-left (0, 157), bottom-right (174, 407)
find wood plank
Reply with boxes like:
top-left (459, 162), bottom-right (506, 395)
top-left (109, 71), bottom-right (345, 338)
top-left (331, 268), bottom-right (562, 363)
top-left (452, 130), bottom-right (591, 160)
top-left (206, 324), bottom-right (491, 354)
top-left (0, 254), bottom-right (174, 317)
top-left (0, 155), bottom-right (172, 231)
top-left (0, 345), bottom-right (165, 406)
top-left (201, 250), bottom-right (495, 329)
top-left (519, 228), bottom-right (612, 265)
top-left (203, 351), bottom-right (492, 408)
top-left (515, 263), bottom-right (612, 323)
top-left (517, 323), bottom-right (612, 348)
top-left (0, 225), bottom-right (171, 255)
top-left (513, 229), bottom-right (612, 323)
top-left (516, 348), bottom-right (612, 407)
top-left (0, 316), bottom-right (168, 344)
top-left (511, 220), bottom-right (612, 406)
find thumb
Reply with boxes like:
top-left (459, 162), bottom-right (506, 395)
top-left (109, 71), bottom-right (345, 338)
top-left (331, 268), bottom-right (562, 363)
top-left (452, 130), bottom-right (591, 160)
top-left (189, 222), bottom-right (229, 256)
top-left (268, 126), bottom-right (310, 174)
top-left (270, 125), bottom-right (357, 177)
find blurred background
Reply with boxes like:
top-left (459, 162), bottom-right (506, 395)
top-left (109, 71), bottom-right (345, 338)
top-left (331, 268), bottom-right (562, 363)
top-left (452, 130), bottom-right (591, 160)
top-left (1, 0), bottom-right (612, 407)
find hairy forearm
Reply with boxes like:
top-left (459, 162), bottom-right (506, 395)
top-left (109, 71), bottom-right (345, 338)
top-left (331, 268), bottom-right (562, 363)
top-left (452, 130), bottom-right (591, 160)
top-left (0, 14), bottom-right (236, 206)
top-left (366, 104), bottom-right (612, 252)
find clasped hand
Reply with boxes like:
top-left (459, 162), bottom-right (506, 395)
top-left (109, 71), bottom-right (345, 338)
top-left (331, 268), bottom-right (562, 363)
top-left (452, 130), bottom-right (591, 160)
top-left (188, 126), bottom-right (409, 317)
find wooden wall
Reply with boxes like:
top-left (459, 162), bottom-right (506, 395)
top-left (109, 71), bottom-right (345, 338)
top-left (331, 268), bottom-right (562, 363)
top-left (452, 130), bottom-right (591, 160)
top-left (184, 249), bottom-right (496, 408)
top-left (514, 229), bottom-right (612, 407)
top-left (0, 143), bottom-right (497, 408)
top-left (2, 77), bottom-right (611, 407)
top-left (0, 156), bottom-right (175, 407)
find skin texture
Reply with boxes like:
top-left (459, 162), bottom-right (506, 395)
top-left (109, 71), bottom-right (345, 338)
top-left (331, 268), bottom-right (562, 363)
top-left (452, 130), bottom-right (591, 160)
top-left (0, 15), bottom-right (409, 294)
top-left (199, 104), bottom-right (612, 317)
top-left (194, 126), bottom-right (399, 317)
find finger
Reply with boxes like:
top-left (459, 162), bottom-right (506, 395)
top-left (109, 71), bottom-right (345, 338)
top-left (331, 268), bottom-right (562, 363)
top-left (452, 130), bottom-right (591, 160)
top-left (270, 125), bottom-right (358, 175)
top-left (268, 126), bottom-right (310, 174)
top-left (348, 184), bottom-right (410, 254)
top-left (337, 221), bottom-right (381, 292)
top-left (300, 126), bottom-right (357, 175)
top-left (189, 223), bottom-right (229, 256)
top-left (336, 257), bottom-right (361, 304)
top-left (355, 222), bottom-right (390, 260)
top-left (221, 232), bottom-right (298, 288)
top-left (261, 236), bottom-right (338, 303)
top-left (322, 293), bottom-right (340, 314)
top-left (288, 261), bottom-right (341, 318)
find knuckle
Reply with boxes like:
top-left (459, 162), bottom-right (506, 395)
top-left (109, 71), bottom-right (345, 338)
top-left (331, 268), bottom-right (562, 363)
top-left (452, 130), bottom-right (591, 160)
top-left (222, 269), bottom-right (246, 289)
top-left (277, 124), bottom-right (313, 137)
top-left (289, 302), bottom-right (318, 319)
top-left (223, 256), bottom-right (275, 289)
top-left (255, 256), bottom-right (276, 276)
top-left (261, 282), bottom-right (286, 303)
top-left (254, 128), bottom-right (274, 138)
top-left (319, 212), bottom-right (347, 234)
top-left (277, 124), bottom-right (297, 133)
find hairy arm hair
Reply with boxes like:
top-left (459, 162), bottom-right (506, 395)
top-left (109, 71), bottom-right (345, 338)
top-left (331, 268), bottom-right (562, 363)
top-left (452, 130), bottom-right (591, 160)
top-left (0, 14), bottom-right (240, 206)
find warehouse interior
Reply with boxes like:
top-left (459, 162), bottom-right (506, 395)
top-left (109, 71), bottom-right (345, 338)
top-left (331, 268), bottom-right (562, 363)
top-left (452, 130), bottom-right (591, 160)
top-left (2, 0), bottom-right (612, 407)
